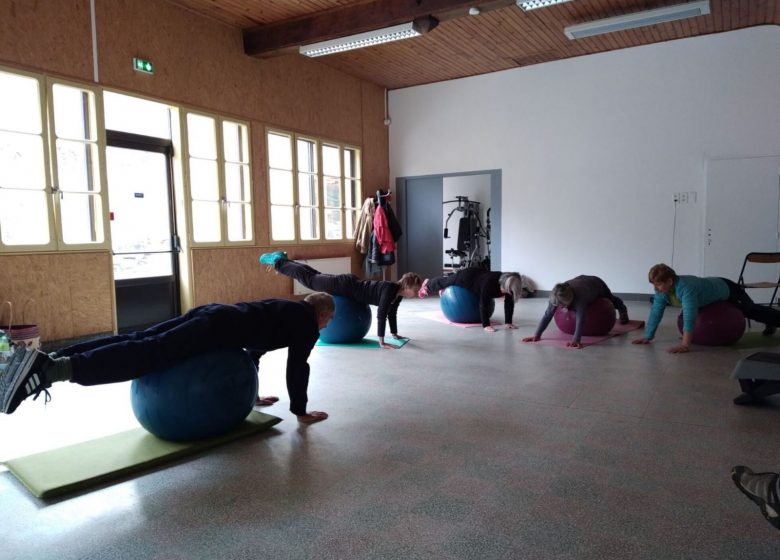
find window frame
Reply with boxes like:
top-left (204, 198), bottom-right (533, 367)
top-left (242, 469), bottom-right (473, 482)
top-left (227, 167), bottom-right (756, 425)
top-left (0, 67), bottom-right (111, 253)
top-left (183, 109), bottom-right (254, 247)
top-left (266, 127), bottom-right (361, 245)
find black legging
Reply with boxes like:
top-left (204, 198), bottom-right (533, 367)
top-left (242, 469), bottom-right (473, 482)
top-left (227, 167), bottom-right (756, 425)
top-left (277, 260), bottom-right (361, 297)
top-left (722, 278), bottom-right (780, 327)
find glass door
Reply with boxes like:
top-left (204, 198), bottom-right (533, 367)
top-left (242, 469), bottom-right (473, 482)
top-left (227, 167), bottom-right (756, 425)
top-left (106, 131), bottom-right (180, 331)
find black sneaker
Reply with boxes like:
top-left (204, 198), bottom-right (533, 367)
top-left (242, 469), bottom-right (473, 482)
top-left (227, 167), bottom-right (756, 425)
top-left (762, 325), bottom-right (776, 336)
top-left (0, 347), bottom-right (52, 414)
top-left (731, 466), bottom-right (780, 530)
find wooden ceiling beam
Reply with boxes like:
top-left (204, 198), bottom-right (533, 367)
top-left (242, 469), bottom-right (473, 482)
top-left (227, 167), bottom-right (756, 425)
top-left (243, 0), bottom-right (517, 57)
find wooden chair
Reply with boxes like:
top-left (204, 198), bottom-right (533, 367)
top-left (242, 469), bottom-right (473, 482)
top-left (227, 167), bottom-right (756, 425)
top-left (737, 252), bottom-right (780, 326)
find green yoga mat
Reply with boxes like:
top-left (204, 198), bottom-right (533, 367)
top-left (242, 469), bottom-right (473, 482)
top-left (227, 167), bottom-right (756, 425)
top-left (3, 410), bottom-right (281, 499)
top-left (316, 335), bottom-right (409, 348)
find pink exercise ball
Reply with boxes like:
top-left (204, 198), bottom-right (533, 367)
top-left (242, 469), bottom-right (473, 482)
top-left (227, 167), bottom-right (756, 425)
top-left (676, 301), bottom-right (745, 346)
top-left (554, 298), bottom-right (616, 336)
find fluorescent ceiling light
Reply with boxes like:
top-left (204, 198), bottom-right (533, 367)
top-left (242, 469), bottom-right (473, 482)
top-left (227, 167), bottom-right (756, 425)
top-left (517, 0), bottom-right (573, 11)
top-left (300, 22), bottom-right (421, 57)
top-left (564, 0), bottom-right (710, 40)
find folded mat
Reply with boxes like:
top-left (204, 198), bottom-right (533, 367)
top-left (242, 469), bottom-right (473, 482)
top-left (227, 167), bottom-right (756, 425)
top-left (3, 410), bottom-right (281, 499)
top-left (316, 335), bottom-right (408, 348)
top-left (531, 320), bottom-right (645, 348)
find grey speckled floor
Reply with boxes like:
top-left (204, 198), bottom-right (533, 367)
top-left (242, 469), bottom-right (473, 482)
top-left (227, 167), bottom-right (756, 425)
top-left (2, 297), bottom-right (780, 560)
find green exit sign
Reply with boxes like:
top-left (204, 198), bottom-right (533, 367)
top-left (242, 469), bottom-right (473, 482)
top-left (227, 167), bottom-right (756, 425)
top-left (133, 57), bottom-right (154, 75)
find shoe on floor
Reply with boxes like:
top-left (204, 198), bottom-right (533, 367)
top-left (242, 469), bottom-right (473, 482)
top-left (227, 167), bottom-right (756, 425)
top-left (258, 251), bottom-right (288, 268)
top-left (763, 325), bottom-right (777, 336)
top-left (0, 346), bottom-right (53, 414)
top-left (731, 466), bottom-right (780, 530)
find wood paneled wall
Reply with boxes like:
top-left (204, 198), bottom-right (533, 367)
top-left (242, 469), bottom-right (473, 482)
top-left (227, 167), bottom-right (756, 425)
top-left (0, 0), bottom-right (389, 343)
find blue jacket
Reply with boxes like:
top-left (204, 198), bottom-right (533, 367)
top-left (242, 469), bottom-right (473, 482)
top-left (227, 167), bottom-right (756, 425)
top-left (644, 275), bottom-right (729, 338)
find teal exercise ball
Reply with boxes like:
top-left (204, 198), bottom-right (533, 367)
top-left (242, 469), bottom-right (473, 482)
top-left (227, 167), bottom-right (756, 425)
top-left (131, 349), bottom-right (258, 442)
top-left (440, 285), bottom-right (494, 324)
top-left (319, 295), bottom-right (372, 343)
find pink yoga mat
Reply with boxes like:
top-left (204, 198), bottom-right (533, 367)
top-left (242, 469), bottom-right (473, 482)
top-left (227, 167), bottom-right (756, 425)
top-left (526, 320), bottom-right (645, 348)
top-left (418, 310), bottom-right (497, 328)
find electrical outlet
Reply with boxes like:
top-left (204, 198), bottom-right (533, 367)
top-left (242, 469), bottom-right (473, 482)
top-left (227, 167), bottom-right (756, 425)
top-left (680, 192), bottom-right (688, 203)
top-left (673, 193), bottom-right (680, 202)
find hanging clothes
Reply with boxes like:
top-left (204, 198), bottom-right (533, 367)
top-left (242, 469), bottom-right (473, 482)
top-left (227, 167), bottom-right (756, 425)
top-left (354, 198), bottom-right (375, 255)
top-left (373, 204), bottom-right (395, 253)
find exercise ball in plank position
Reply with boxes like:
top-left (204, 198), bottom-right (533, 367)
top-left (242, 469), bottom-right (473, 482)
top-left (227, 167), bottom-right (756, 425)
top-left (554, 297), bottom-right (616, 336)
top-left (440, 285), bottom-right (495, 324)
top-left (131, 349), bottom-right (258, 442)
top-left (676, 301), bottom-right (745, 346)
top-left (319, 295), bottom-right (372, 343)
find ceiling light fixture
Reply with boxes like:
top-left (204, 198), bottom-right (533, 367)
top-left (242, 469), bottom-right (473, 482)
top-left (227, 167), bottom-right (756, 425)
top-left (564, 0), bottom-right (710, 40)
top-left (517, 0), bottom-right (573, 11)
top-left (299, 18), bottom-right (438, 57)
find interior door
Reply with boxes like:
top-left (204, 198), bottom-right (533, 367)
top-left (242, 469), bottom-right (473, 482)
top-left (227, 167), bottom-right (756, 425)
top-left (397, 176), bottom-right (444, 281)
top-left (106, 132), bottom-right (180, 332)
top-left (704, 156), bottom-right (780, 302)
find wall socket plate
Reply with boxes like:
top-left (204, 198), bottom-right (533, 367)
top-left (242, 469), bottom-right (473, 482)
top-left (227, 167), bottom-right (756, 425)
top-left (673, 191), bottom-right (697, 204)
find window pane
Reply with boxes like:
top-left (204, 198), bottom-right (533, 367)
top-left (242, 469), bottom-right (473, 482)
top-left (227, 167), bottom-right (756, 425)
top-left (187, 114), bottom-right (217, 159)
top-left (192, 200), bottom-right (221, 242)
top-left (297, 173), bottom-right (317, 206)
top-left (104, 92), bottom-right (171, 139)
top-left (297, 139), bottom-right (316, 173)
top-left (269, 169), bottom-right (293, 205)
top-left (346, 209), bottom-right (357, 239)
top-left (344, 149), bottom-right (359, 178)
top-left (345, 178), bottom-right (360, 209)
top-left (225, 163), bottom-right (250, 202)
top-left (0, 189), bottom-right (49, 245)
top-left (227, 202), bottom-right (252, 241)
top-left (0, 71), bottom-right (42, 134)
top-left (270, 205), bottom-right (295, 241)
top-left (324, 176), bottom-right (341, 207)
top-left (223, 121), bottom-right (248, 163)
top-left (298, 206), bottom-right (319, 241)
top-left (52, 84), bottom-right (94, 141)
top-left (0, 131), bottom-right (46, 189)
top-left (60, 192), bottom-right (103, 244)
top-left (189, 158), bottom-right (219, 200)
top-left (322, 144), bottom-right (340, 176)
top-left (113, 253), bottom-right (172, 281)
top-left (267, 132), bottom-right (292, 170)
top-left (56, 140), bottom-right (100, 192)
top-left (324, 208), bottom-right (342, 240)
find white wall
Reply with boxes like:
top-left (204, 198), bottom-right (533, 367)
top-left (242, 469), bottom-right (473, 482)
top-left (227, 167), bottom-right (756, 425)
top-left (389, 26), bottom-right (780, 294)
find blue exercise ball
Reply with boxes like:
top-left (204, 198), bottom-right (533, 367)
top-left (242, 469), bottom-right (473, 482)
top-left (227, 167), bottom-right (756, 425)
top-left (319, 295), bottom-right (372, 343)
top-left (440, 285), bottom-right (495, 324)
top-left (131, 349), bottom-right (259, 442)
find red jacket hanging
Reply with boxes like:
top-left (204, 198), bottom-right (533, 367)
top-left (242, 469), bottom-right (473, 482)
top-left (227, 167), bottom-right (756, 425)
top-left (373, 205), bottom-right (395, 253)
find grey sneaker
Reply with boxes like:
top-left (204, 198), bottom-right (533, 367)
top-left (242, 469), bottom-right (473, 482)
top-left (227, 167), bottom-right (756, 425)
top-left (0, 346), bottom-right (52, 414)
top-left (731, 466), bottom-right (780, 530)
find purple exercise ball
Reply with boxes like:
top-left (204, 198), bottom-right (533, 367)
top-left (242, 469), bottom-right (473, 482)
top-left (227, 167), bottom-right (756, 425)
top-left (676, 301), bottom-right (745, 346)
top-left (554, 297), bottom-right (616, 336)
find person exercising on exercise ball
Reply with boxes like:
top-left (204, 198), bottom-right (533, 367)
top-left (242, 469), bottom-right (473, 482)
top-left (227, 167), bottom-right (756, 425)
top-left (1, 294), bottom-right (335, 424)
top-left (260, 251), bottom-right (422, 349)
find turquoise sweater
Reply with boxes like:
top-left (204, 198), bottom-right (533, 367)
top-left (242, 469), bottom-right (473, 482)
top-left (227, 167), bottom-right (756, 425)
top-left (644, 275), bottom-right (729, 338)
